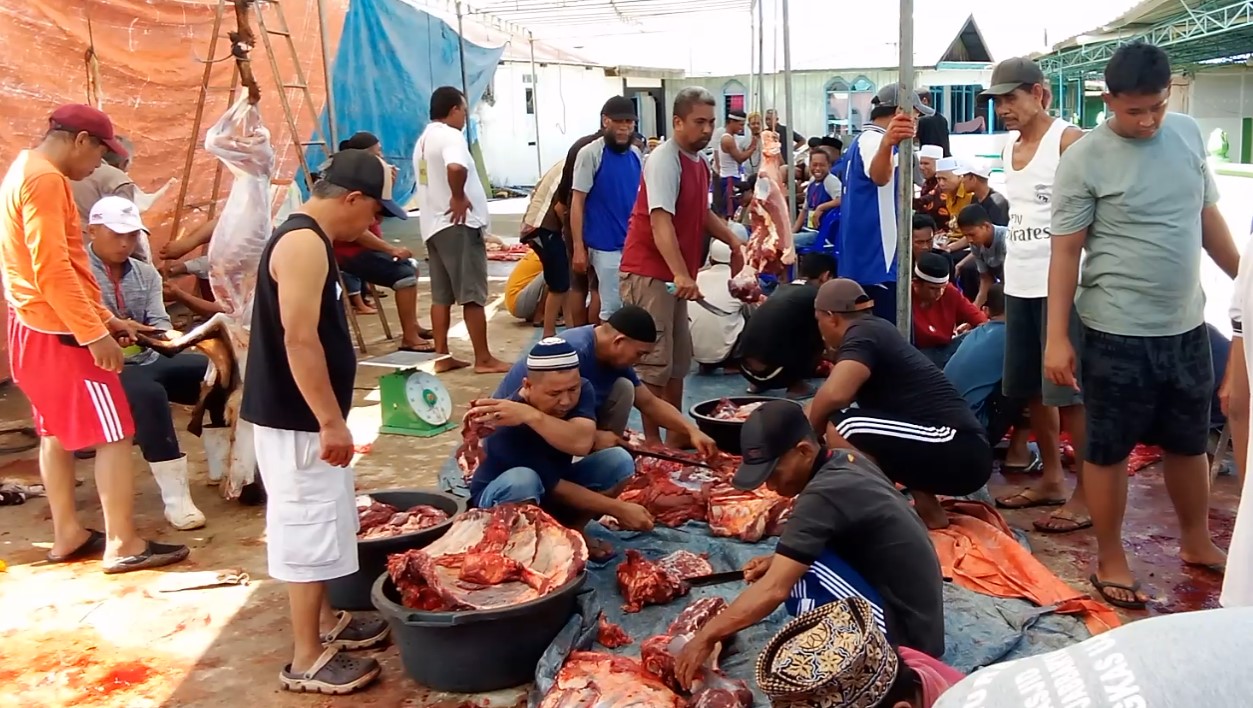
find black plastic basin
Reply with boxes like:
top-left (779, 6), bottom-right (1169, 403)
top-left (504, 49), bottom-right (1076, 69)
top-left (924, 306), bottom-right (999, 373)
top-left (371, 570), bottom-right (586, 692)
top-left (689, 395), bottom-right (795, 455)
top-left (326, 489), bottom-right (466, 611)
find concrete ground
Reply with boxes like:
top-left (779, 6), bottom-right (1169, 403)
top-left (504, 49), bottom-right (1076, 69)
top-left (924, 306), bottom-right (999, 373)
top-left (0, 276), bottom-right (1245, 707)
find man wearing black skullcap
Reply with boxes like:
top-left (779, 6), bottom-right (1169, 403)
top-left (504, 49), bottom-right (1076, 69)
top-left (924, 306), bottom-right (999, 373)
top-left (911, 250), bottom-right (987, 368)
top-left (493, 305), bottom-right (717, 456)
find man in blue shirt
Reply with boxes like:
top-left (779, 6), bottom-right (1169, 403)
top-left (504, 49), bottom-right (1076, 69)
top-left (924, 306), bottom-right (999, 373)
top-left (493, 305), bottom-right (718, 453)
top-left (944, 284), bottom-right (1014, 442)
top-left (836, 85), bottom-right (928, 324)
top-left (470, 338), bottom-right (654, 558)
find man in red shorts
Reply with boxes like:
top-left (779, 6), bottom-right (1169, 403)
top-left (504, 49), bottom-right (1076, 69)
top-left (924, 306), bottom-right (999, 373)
top-left (0, 104), bottom-right (188, 573)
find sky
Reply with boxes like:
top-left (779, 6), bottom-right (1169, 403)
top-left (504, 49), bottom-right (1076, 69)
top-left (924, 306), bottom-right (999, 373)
top-left (477, 0), bottom-right (1145, 75)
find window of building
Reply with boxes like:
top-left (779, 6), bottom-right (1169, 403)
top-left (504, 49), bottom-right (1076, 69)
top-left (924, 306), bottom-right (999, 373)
top-left (825, 76), bottom-right (875, 136)
top-left (950, 84), bottom-right (982, 125)
top-left (721, 80), bottom-right (747, 118)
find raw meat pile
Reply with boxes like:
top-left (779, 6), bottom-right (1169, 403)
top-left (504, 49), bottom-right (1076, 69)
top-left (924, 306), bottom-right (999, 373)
top-left (386, 504), bottom-right (586, 611)
top-left (486, 241), bottom-right (529, 261)
top-left (639, 597), bottom-right (751, 707)
top-left (728, 130), bottom-right (795, 304)
top-left (616, 549), bottom-right (713, 613)
top-left (615, 458), bottom-right (724, 527)
top-left (540, 652), bottom-right (685, 707)
top-left (454, 409), bottom-right (495, 484)
top-left (709, 398), bottom-right (765, 422)
top-left (355, 495), bottom-right (450, 540)
top-left (596, 613), bottom-right (633, 649)
top-left (706, 483), bottom-right (792, 543)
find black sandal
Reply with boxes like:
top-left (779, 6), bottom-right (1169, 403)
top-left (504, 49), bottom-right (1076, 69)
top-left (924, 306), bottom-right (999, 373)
top-left (1089, 573), bottom-right (1148, 610)
top-left (102, 540), bottom-right (190, 574)
top-left (46, 529), bottom-right (106, 563)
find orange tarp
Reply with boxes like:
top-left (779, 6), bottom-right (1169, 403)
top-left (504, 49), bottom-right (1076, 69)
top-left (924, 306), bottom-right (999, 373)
top-left (931, 500), bottom-right (1121, 636)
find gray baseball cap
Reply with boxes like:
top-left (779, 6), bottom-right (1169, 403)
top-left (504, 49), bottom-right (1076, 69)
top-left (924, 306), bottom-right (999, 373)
top-left (873, 84), bottom-right (934, 116)
top-left (979, 57), bottom-right (1046, 99)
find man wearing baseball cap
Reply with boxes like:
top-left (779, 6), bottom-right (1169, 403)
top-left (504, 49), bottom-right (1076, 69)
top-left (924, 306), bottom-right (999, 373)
top-left (241, 148), bottom-right (404, 694)
top-left (713, 109), bottom-right (757, 219)
top-left (672, 398), bottom-right (946, 681)
top-left (807, 279), bottom-right (992, 529)
top-left (86, 196), bottom-right (209, 532)
top-left (0, 103), bottom-right (190, 574)
top-left (835, 84), bottom-right (924, 324)
top-left (568, 95), bottom-right (644, 323)
top-left (978, 56), bottom-right (1091, 532)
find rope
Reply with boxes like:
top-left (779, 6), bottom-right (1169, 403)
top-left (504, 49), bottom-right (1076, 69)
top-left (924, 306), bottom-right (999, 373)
top-left (84, 13), bottom-right (103, 109)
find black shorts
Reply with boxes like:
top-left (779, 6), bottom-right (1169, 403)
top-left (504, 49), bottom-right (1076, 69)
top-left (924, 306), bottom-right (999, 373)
top-left (1003, 295), bottom-right (1083, 407)
top-left (1080, 324), bottom-right (1213, 466)
top-left (524, 227), bottom-right (571, 294)
top-left (829, 408), bottom-right (992, 496)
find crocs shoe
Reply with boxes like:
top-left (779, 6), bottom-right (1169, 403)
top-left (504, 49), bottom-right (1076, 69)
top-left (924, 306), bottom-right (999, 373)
top-left (280, 647), bottom-right (381, 695)
top-left (322, 611), bottom-right (390, 651)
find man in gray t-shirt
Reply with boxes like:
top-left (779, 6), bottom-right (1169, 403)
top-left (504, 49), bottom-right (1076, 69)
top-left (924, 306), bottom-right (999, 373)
top-left (1042, 41), bottom-right (1240, 610)
top-left (956, 203), bottom-right (1007, 308)
top-left (934, 607), bottom-right (1253, 707)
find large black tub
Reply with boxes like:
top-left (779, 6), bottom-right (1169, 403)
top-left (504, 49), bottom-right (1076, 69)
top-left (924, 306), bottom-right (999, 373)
top-left (689, 395), bottom-right (794, 455)
top-left (326, 489), bottom-right (465, 611)
top-left (371, 570), bottom-right (586, 693)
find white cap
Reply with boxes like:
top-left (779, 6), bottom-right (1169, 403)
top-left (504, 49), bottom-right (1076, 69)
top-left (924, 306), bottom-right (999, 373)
top-left (954, 160), bottom-right (992, 179)
top-left (917, 145), bottom-right (944, 160)
top-left (935, 157), bottom-right (960, 173)
top-left (89, 195), bottom-right (149, 235)
top-left (708, 239), bottom-right (732, 265)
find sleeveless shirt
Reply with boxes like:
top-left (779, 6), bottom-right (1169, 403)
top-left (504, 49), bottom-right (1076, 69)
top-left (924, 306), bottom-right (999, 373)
top-left (1001, 118), bottom-right (1072, 299)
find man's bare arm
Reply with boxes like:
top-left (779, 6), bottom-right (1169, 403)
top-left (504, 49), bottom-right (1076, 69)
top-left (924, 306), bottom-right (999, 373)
top-left (272, 230), bottom-right (346, 427)
top-left (447, 164), bottom-right (468, 199)
top-left (1202, 204), bottom-right (1240, 279)
top-left (1045, 230), bottom-right (1086, 344)
top-left (868, 139), bottom-right (894, 187)
top-left (1058, 126), bottom-right (1086, 155)
top-left (570, 191), bottom-right (588, 252)
top-left (722, 133), bottom-right (756, 163)
top-left (807, 360), bottom-right (871, 432)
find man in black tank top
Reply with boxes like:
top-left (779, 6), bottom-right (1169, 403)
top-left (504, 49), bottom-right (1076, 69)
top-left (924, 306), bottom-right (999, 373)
top-left (241, 150), bottom-right (406, 694)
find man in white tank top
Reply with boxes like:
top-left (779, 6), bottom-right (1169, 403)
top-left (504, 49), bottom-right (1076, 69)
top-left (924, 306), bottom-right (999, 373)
top-left (712, 110), bottom-right (758, 219)
top-left (979, 58), bottom-right (1090, 532)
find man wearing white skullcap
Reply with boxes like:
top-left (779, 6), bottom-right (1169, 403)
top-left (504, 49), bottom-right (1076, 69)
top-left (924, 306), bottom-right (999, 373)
top-left (914, 145), bottom-right (947, 226)
top-left (468, 336), bottom-right (653, 558)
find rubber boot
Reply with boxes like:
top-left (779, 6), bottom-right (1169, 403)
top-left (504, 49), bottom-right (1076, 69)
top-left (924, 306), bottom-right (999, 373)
top-left (151, 456), bottom-right (206, 530)
top-left (201, 427), bottom-right (231, 486)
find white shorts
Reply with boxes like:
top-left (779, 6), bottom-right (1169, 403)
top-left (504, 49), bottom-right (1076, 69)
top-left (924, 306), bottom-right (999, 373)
top-left (254, 425), bottom-right (359, 583)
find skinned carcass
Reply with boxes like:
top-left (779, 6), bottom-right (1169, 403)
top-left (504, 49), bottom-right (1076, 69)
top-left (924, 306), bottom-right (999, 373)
top-left (539, 652), bottom-right (684, 707)
top-left (729, 130), bottom-right (795, 303)
top-left (617, 549), bottom-right (713, 613)
top-left (706, 482), bottom-right (793, 543)
top-left (204, 95), bottom-right (276, 500)
top-left (386, 504), bottom-right (586, 611)
top-left (455, 408), bottom-right (495, 484)
top-left (355, 495), bottom-right (449, 540)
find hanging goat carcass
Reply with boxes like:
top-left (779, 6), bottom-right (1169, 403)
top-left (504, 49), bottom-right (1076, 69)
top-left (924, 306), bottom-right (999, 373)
top-left (728, 130), bottom-right (794, 303)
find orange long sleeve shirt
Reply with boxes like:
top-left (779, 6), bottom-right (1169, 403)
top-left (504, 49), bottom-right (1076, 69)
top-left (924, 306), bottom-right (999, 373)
top-left (1, 151), bottom-right (114, 345)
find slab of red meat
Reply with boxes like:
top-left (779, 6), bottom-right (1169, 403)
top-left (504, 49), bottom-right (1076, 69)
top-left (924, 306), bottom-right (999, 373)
top-left (617, 550), bottom-right (713, 613)
top-left (617, 461), bottom-right (721, 527)
top-left (640, 633), bottom-right (749, 706)
top-left (539, 652), bottom-right (684, 707)
top-left (454, 408), bottom-right (496, 484)
top-left (356, 496), bottom-right (399, 533)
top-left (356, 496), bottom-right (450, 540)
top-left (691, 670), bottom-right (753, 708)
top-left (667, 596), bottom-right (728, 635)
top-left (596, 613), bottom-right (632, 649)
top-left (706, 482), bottom-right (794, 543)
top-left (386, 503), bottom-right (586, 611)
top-left (729, 130), bottom-right (794, 304)
top-left (640, 633), bottom-right (681, 689)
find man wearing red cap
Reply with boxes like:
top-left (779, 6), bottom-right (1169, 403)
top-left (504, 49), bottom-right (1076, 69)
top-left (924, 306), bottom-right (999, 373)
top-left (0, 104), bottom-right (189, 573)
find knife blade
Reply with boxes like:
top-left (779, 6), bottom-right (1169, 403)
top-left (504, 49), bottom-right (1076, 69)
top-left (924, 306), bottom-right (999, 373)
top-left (664, 282), bottom-right (739, 316)
top-left (626, 446), bottom-right (714, 469)
top-left (685, 570), bottom-right (746, 587)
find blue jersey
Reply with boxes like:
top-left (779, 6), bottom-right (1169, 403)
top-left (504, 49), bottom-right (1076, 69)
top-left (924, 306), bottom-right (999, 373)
top-left (837, 125), bottom-right (898, 285)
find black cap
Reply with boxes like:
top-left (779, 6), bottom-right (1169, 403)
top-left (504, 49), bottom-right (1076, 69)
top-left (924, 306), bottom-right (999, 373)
top-left (601, 96), bottom-right (637, 121)
top-left (606, 304), bottom-right (656, 343)
top-left (339, 131), bottom-right (380, 151)
top-left (322, 149), bottom-right (407, 219)
top-left (733, 399), bottom-right (810, 490)
top-left (979, 57), bottom-right (1045, 99)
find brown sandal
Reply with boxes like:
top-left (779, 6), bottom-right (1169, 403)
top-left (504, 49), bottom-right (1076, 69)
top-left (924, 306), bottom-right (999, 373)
top-left (322, 611), bottom-right (390, 651)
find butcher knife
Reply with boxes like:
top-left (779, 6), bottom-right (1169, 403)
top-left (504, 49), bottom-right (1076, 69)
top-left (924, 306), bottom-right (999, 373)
top-left (685, 570), bottom-right (746, 587)
top-left (626, 446), bottom-right (715, 469)
top-left (663, 282), bottom-right (739, 317)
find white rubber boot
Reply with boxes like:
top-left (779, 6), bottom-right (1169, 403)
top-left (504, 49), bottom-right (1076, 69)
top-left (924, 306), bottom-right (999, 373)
top-left (151, 456), bottom-right (207, 530)
top-left (201, 428), bottom-right (231, 486)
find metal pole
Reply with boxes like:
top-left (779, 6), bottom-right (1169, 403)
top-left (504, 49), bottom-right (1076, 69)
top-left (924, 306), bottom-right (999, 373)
top-left (456, 1), bottom-right (471, 147)
top-left (781, 0), bottom-right (796, 218)
top-left (894, 0), bottom-right (915, 337)
top-left (315, 0), bottom-right (338, 150)
top-left (529, 32), bottom-right (543, 179)
top-left (756, 0), bottom-right (764, 113)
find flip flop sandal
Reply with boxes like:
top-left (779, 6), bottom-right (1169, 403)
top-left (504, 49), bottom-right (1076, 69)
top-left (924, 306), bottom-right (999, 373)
top-left (102, 540), bottom-right (190, 574)
top-left (280, 646), bottom-right (381, 695)
top-left (398, 343), bottom-right (436, 354)
top-left (1001, 452), bottom-right (1043, 474)
top-left (322, 611), bottom-right (390, 651)
top-left (46, 529), bottom-right (106, 563)
top-left (995, 489), bottom-right (1067, 510)
top-left (418, 328), bottom-right (434, 340)
top-left (1032, 511), bottom-right (1093, 534)
top-left (1089, 573), bottom-right (1148, 610)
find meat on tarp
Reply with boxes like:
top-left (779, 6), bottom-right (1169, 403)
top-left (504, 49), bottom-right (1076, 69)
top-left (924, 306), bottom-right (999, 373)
top-left (729, 130), bottom-right (795, 304)
top-left (539, 652), bottom-right (684, 707)
top-left (596, 613), bottom-right (633, 649)
top-left (355, 495), bottom-right (449, 540)
top-left (386, 504), bottom-right (586, 611)
top-left (617, 549), bottom-right (713, 613)
top-left (706, 482), bottom-right (793, 543)
top-left (639, 598), bottom-right (750, 707)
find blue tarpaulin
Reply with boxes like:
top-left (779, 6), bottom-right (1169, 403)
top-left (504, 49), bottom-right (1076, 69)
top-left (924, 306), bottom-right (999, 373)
top-left (302, 0), bottom-right (505, 203)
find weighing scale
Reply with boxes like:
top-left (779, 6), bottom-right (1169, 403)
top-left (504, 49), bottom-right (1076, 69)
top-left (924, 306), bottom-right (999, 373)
top-left (362, 351), bottom-right (458, 438)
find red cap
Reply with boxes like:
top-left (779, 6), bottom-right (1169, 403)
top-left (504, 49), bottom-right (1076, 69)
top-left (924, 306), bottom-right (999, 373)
top-left (48, 104), bottom-right (128, 159)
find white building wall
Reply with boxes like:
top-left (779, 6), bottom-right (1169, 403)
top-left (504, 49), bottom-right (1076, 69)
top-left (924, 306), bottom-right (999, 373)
top-left (1187, 67), bottom-right (1253, 163)
top-left (478, 61), bottom-right (624, 187)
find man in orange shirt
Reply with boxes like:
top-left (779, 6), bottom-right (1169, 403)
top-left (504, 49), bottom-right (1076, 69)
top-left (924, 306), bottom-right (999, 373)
top-left (0, 104), bottom-right (188, 573)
